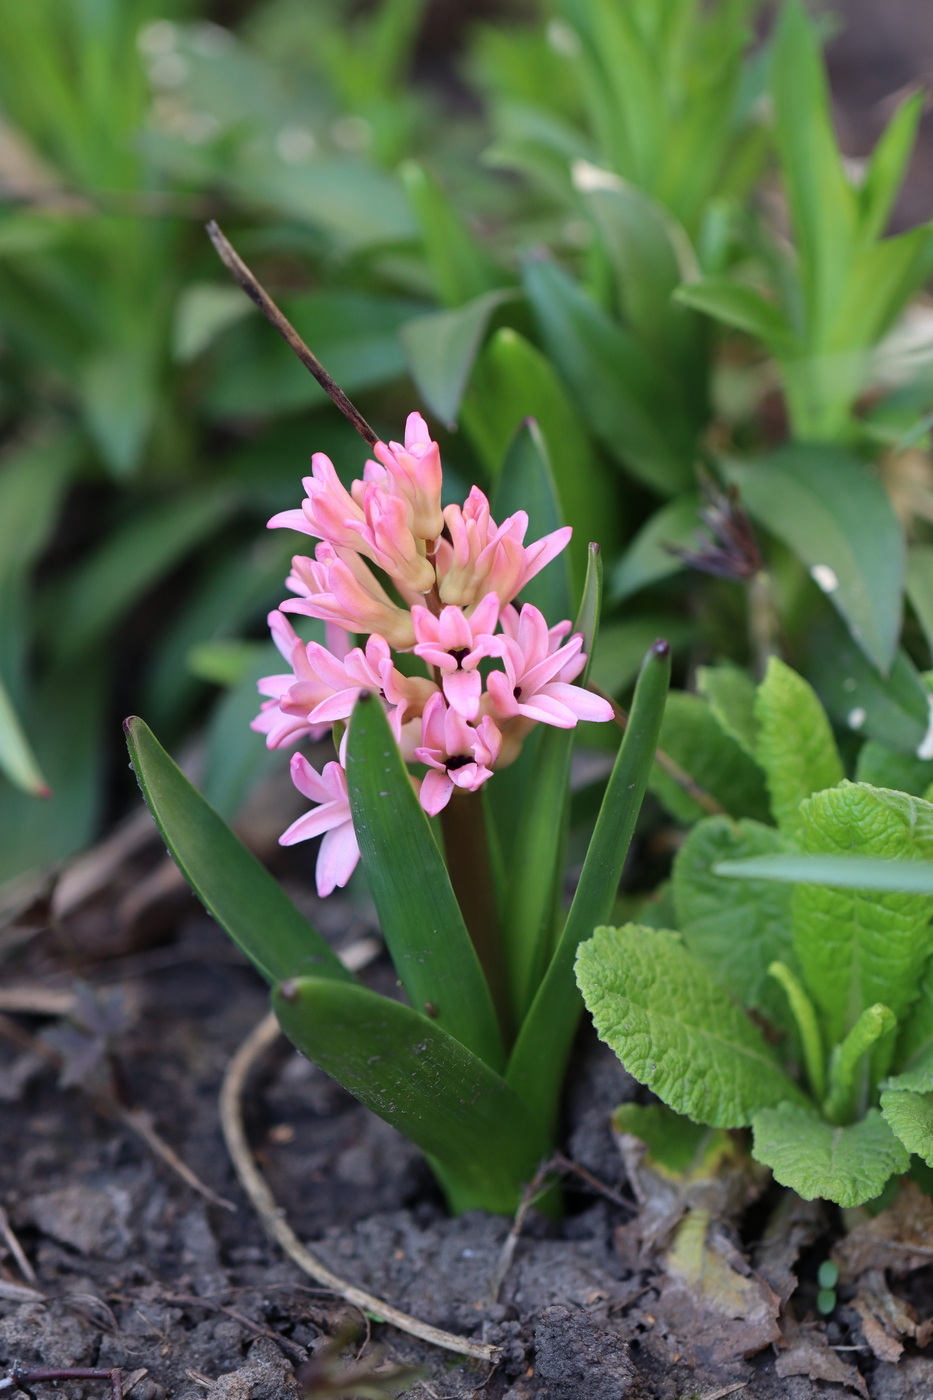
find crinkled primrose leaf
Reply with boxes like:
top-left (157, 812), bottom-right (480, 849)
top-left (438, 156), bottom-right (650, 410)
top-left (574, 925), bottom-right (809, 1127)
top-left (751, 1104), bottom-right (909, 1208)
top-left (754, 657), bottom-right (843, 841)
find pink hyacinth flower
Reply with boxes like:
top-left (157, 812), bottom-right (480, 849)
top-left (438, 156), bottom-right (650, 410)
top-left (268, 451), bottom-right (434, 595)
top-left (435, 486), bottom-right (572, 608)
top-left (486, 602), bottom-right (614, 729)
top-left (279, 754), bottom-right (360, 898)
top-left (251, 611), bottom-right (331, 749)
top-left (411, 591), bottom-right (500, 720)
top-left (283, 544), bottom-right (416, 649)
top-left (365, 411), bottom-right (444, 542)
top-left (414, 693), bottom-right (502, 815)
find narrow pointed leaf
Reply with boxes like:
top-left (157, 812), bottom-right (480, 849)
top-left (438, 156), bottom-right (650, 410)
top-left (0, 675), bottom-right (50, 797)
top-left (273, 977), bottom-right (547, 1215)
top-left (610, 494), bottom-right (700, 602)
top-left (675, 278), bottom-right (795, 354)
top-left (399, 290), bottom-right (517, 429)
top-left (500, 542), bottom-right (599, 1025)
top-left (346, 693), bottom-right (505, 1070)
top-left (124, 717), bottom-right (350, 988)
top-left (715, 853), bottom-right (933, 895)
top-left (507, 639), bottom-right (670, 1133)
top-left (824, 1004), bottom-right (897, 1125)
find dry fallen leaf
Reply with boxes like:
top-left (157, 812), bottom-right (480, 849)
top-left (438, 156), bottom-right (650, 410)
top-left (775, 1336), bottom-right (868, 1399)
top-left (852, 1268), bottom-right (927, 1364)
top-left (753, 1192), bottom-right (825, 1306)
top-left (834, 1181), bottom-right (933, 1279)
top-left (652, 1207), bottom-right (781, 1367)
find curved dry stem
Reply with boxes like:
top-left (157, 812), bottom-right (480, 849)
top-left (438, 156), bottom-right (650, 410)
top-left (218, 1012), bottom-right (501, 1364)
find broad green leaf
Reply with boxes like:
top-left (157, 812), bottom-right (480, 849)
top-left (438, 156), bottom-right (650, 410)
top-left (272, 978), bottom-right (547, 1216)
top-left (399, 161), bottom-right (504, 308)
top-left (50, 489), bottom-right (236, 663)
top-left (399, 289), bottom-right (517, 429)
top-left (794, 784), bottom-right (933, 1056)
top-left (0, 676), bottom-right (49, 797)
top-left (498, 540), bottom-right (594, 1025)
top-left (492, 420), bottom-right (573, 624)
top-left (508, 639), bottom-right (671, 1134)
top-left (0, 660), bottom-right (105, 883)
top-left (346, 694), bottom-right (505, 1070)
top-left (697, 663), bottom-right (759, 758)
top-left (235, 157), bottom-right (417, 252)
top-left (724, 446), bottom-right (904, 675)
top-left (576, 925), bottom-right (806, 1128)
top-left (884, 1041), bottom-right (933, 1096)
top-left (880, 1089), bottom-right (933, 1168)
top-left (124, 717), bottom-right (351, 989)
top-left (855, 740), bottom-right (933, 800)
top-left (806, 610), bottom-right (932, 756)
top-left (715, 853), bottom-right (933, 896)
top-left (907, 544), bottom-right (933, 655)
top-left (824, 1004), bottom-right (897, 1125)
top-left (460, 327), bottom-right (621, 589)
top-left (612, 1102), bottom-right (715, 1177)
top-left (751, 1104), bottom-right (908, 1207)
top-left (187, 639), bottom-right (266, 688)
top-left (673, 817), bottom-right (793, 1027)
top-left (754, 657), bottom-right (843, 841)
top-left (201, 645), bottom-right (285, 821)
top-left (651, 692), bottom-right (771, 825)
top-left (675, 278), bottom-right (794, 354)
top-left (611, 494), bottom-right (700, 602)
top-left (523, 258), bottom-right (695, 496)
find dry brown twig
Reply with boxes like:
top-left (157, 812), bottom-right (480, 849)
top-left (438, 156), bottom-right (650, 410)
top-left (206, 221), bottom-right (378, 449)
top-left (0, 1205), bottom-right (35, 1284)
top-left (219, 1012), bottom-right (501, 1365)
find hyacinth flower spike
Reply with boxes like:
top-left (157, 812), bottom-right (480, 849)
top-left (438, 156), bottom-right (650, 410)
top-left (125, 224), bottom-right (672, 1221)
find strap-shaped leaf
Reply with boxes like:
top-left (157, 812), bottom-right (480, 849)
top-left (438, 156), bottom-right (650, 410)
top-left (273, 978), bottom-right (547, 1215)
top-left (752, 1103), bottom-right (908, 1208)
top-left (507, 639), bottom-right (670, 1133)
top-left (523, 258), bottom-right (695, 496)
top-left (500, 541), bottom-right (599, 1026)
top-left (0, 675), bottom-right (49, 797)
top-left (576, 925), bottom-right (806, 1128)
top-left (345, 693), bottom-right (505, 1071)
top-left (491, 419), bottom-right (573, 623)
top-left (715, 853), bottom-right (933, 895)
top-left (124, 717), bottom-right (351, 988)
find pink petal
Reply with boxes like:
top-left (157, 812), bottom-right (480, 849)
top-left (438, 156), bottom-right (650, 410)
top-left (316, 822), bottom-right (360, 896)
top-left (539, 681), bottom-right (614, 723)
top-left (289, 752), bottom-right (333, 804)
top-left (279, 800), bottom-right (348, 846)
top-left (267, 508), bottom-right (316, 534)
top-left (419, 768), bottom-right (453, 815)
top-left (308, 691), bottom-right (359, 724)
top-left (516, 694), bottom-right (578, 728)
top-left (442, 667), bottom-right (482, 720)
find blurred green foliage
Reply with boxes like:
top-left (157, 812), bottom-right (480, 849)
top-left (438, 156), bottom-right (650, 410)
top-left (1, 0), bottom-right (933, 885)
